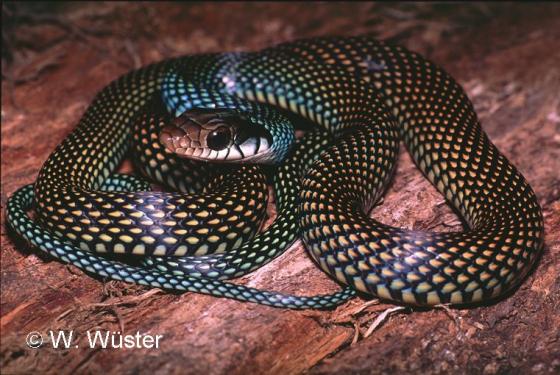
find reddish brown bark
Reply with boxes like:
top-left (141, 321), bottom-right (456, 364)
top-left (2, 3), bottom-right (559, 374)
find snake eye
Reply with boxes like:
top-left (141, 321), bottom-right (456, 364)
top-left (207, 127), bottom-right (231, 151)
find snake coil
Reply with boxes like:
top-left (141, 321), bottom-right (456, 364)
top-left (6, 36), bottom-right (544, 308)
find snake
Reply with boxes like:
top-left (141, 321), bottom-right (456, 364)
top-left (6, 36), bottom-right (544, 308)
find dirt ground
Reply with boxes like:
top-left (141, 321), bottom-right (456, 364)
top-left (1, 3), bottom-right (559, 374)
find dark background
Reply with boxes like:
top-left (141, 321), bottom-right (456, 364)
top-left (2, 2), bottom-right (559, 374)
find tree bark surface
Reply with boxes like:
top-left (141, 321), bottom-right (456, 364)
top-left (1, 3), bottom-right (559, 374)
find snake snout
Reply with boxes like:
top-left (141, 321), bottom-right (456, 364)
top-left (160, 124), bottom-right (188, 153)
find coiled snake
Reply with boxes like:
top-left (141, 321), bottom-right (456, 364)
top-left (6, 36), bottom-right (544, 309)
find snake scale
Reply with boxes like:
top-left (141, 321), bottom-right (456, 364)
top-left (7, 36), bottom-right (544, 309)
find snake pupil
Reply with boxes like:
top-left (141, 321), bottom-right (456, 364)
top-left (207, 127), bottom-right (231, 150)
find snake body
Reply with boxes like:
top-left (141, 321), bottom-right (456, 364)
top-left (7, 36), bottom-right (544, 308)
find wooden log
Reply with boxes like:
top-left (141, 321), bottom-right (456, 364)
top-left (1, 3), bottom-right (559, 374)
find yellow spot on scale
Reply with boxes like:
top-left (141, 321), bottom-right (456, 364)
top-left (186, 237), bottom-right (199, 245)
top-left (401, 291), bottom-right (416, 304)
top-left (153, 246), bottom-right (166, 256)
top-left (366, 274), bottom-right (381, 284)
top-left (119, 235), bottom-right (133, 243)
top-left (391, 280), bottom-right (405, 290)
top-left (426, 291), bottom-right (440, 305)
top-left (132, 244), bottom-right (146, 255)
top-left (114, 244), bottom-right (125, 253)
top-left (196, 210), bottom-right (210, 218)
top-left (99, 234), bottom-right (112, 242)
top-left (376, 285), bottom-right (391, 300)
top-left (141, 236), bottom-right (155, 244)
top-left (173, 211), bottom-right (188, 219)
top-left (194, 244), bottom-right (209, 256)
top-left (334, 268), bottom-right (347, 284)
top-left (174, 246), bottom-right (188, 256)
top-left (450, 291), bottom-right (463, 304)
top-left (163, 237), bottom-right (177, 245)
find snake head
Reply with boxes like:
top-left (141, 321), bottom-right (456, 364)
top-left (160, 108), bottom-right (276, 163)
